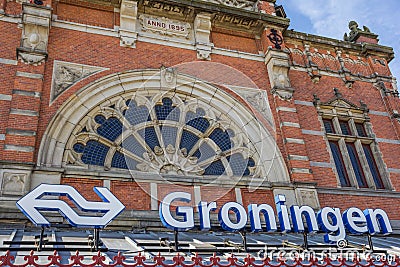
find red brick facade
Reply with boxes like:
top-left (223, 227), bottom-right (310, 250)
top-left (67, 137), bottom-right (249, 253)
top-left (0, 0), bottom-right (399, 228)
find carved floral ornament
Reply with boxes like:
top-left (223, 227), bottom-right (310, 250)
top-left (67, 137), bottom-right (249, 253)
top-left (64, 91), bottom-right (263, 178)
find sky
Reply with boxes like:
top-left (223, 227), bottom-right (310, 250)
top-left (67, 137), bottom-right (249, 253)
top-left (276, 0), bottom-right (400, 85)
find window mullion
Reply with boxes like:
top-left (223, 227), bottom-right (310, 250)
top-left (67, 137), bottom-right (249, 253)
top-left (338, 139), bottom-right (358, 188)
top-left (348, 118), bottom-right (357, 136)
top-left (354, 140), bottom-right (375, 189)
top-left (332, 116), bottom-right (341, 135)
top-left (369, 142), bottom-right (392, 190)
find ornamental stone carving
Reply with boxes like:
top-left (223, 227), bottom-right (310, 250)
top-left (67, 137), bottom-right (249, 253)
top-left (295, 188), bottom-right (320, 209)
top-left (265, 48), bottom-right (294, 100)
top-left (17, 3), bottom-right (51, 65)
top-left (51, 61), bottom-right (109, 102)
top-left (229, 87), bottom-right (275, 130)
top-left (194, 13), bottom-right (213, 60)
top-left (119, 0), bottom-right (138, 48)
top-left (160, 66), bottom-right (177, 89)
top-left (344, 20), bottom-right (378, 43)
top-left (0, 170), bottom-right (30, 197)
top-left (137, 144), bottom-right (204, 175)
top-left (201, 0), bottom-right (256, 11)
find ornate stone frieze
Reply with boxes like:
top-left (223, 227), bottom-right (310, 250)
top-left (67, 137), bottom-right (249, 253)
top-left (213, 13), bottom-right (259, 29)
top-left (50, 61), bottom-right (109, 102)
top-left (304, 44), bottom-right (321, 83)
top-left (265, 49), bottom-right (294, 101)
top-left (202, 0), bottom-right (257, 11)
top-left (142, 0), bottom-right (192, 16)
top-left (194, 13), bottom-right (213, 60)
top-left (139, 14), bottom-right (191, 39)
top-left (119, 0), bottom-right (138, 48)
top-left (17, 3), bottom-right (51, 65)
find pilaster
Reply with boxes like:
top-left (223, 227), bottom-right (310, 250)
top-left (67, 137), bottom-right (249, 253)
top-left (119, 0), bottom-right (138, 48)
top-left (0, 3), bottom-right (51, 199)
top-left (194, 12), bottom-right (213, 60)
top-left (265, 48), bottom-right (319, 208)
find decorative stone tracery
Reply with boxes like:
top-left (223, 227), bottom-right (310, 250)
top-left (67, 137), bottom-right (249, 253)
top-left (65, 92), bottom-right (259, 178)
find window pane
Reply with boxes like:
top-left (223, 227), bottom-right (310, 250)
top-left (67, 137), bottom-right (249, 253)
top-left (363, 144), bottom-right (385, 189)
top-left (323, 119), bottom-right (335, 133)
top-left (329, 141), bottom-right (351, 187)
top-left (346, 143), bottom-right (368, 188)
top-left (355, 123), bottom-right (367, 137)
top-left (339, 120), bottom-right (351, 135)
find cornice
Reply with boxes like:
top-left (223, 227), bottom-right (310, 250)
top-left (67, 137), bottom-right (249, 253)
top-left (284, 30), bottom-right (394, 62)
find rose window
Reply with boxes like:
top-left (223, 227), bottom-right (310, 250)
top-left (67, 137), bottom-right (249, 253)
top-left (65, 93), bottom-right (259, 177)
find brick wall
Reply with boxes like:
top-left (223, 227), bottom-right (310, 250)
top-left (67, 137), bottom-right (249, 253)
top-left (0, 1), bottom-right (399, 223)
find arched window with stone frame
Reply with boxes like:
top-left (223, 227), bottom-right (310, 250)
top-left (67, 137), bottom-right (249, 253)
top-left (38, 69), bottom-right (291, 194)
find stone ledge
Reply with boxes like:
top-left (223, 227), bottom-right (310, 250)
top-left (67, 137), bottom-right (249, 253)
top-left (3, 145), bottom-right (35, 153)
top-left (9, 108), bottom-right (39, 117)
top-left (12, 89), bottom-right (41, 98)
top-left (0, 94), bottom-right (12, 101)
top-left (6, 129), bottom-right (36, 136)
top-left (317, 187), bottom-right (400, 198)
top-left (16, 71), bottom-right (43, 80)
top-left (310, 161), bottom-right (333, 168)
top-left (302, 129), bottom-right (324, 136)
top-left (0, 58), bottom-right (17, 65)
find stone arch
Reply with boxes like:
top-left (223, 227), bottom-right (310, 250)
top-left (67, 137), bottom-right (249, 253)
top-left (38, 69), bottom-right (290, 183)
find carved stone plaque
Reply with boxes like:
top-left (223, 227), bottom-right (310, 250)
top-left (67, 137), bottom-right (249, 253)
top-left (139, 14), bottom-right (191, 39)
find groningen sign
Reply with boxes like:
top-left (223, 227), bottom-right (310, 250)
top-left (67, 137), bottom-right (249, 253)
top-left (159, 192), bottom-right (392, 244)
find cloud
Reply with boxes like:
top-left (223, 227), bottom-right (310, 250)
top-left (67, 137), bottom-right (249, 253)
top-left (283, 0), bottom-right (400, 80)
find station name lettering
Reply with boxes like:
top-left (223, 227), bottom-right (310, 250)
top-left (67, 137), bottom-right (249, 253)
top-left (159, 192), bottom-right (392, 244)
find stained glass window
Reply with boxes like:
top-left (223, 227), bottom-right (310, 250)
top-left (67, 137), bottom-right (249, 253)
top-left (71, 96), bottom-right (255, 177)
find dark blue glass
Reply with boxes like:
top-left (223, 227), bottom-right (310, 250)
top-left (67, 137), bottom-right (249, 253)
top-left (122, 135), bottom-right (146, 157)
top-left (204, 160), bottom-right (225, 175)
top-left (185, 111), bottom-right (210, 133)
top-left (75, 140), bottom-right (109, 166)
top-left (124, 101), bottom-right (150, 125)
top-left (363, 144), bottom-right (384, 189)
top-left (323, 119), bottom-right (335, 133)
top-left (111, 151), bottom-right (128, 169)
top-left (180, 130), bottom-right (199, 152)
top-left (339, 121), bottom-right (351, 135)
top-left (138, 127), bottom-right (160, 150)
top-left (209, 128), bottom-right (233, 151)
top-left (356, 123), bottom-right (367, 137)
top-left (193, 142), bottom-right (216, 162)
top-left (346, 143), bottom-right (368, 188)
top-left (329, 141), bottom-right (351, 187)
top-left (160, 126), bottom-right (178, 147)
top-left (155, 98), bottom-right (180, 121)
top-left (228, 153), bottom-right (255, 176)
top-left (96, 116), bottom-right (123, 142)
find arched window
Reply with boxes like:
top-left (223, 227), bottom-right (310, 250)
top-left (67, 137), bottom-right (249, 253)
top-left (66, 93), bottom-right (257, 177)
